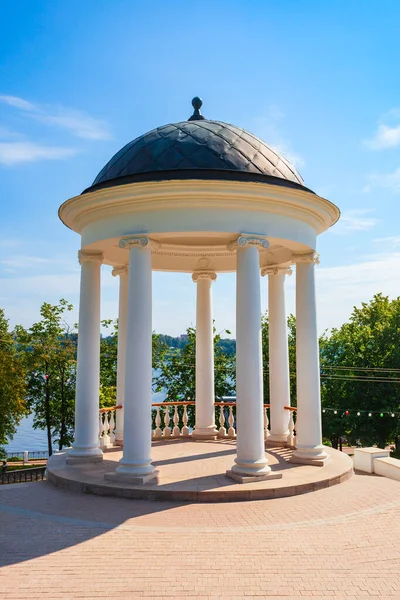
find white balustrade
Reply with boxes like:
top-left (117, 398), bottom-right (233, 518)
top-left (264, 406), bottom-right (270, 441)
top-left (287, 410), bottom-right (296, 447)
top-left (163, 405), bottom-right (172, 438)
top-left (218, 404), bottom-right (227, 438)
top-left (227, 405), bottom-right (236, 438)
top-left (182, 405), bottom-right (190, 437)
top-left (98, 407), bottom-right (119, 448)
top-left (172, 405), bottom-right (181, 437)
top-left (154, 406), bottom-right (163, 438)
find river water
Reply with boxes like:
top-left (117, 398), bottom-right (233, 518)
top-left (5, 390), bottom-right (167, 453)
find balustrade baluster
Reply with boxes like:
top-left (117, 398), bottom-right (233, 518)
top-left (264, 406), bottom-right (270, 441)
top-left (163, 405), bottom-right (171, 437)
top-left (109, 410), bottom-right (116, 445)
top-left (99, 413), bottom-right (104, 447)
top-left (182, 405), bottom-right (190, 436)
top-left (172, 405), bottom-right (181, 437)
top-left (103, 411), bottom-right (111, 447)
top-left (154, 406), bottom-right (163, 438)
top-left (227, 405), bottom-right (236, 438)
top-left (218, 404), bottom-right (227, 438)
top-left (288, 411), bottom-right (296, 447)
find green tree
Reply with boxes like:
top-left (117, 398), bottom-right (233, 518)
top-left (261, 311), bottom-right (297, 405)
top-left (0, 309), bottom-right (27, 456)
top-left (320, 294), bottom-right (400, 451)
top-left (15, 300), bottom-right (77, 455)
top-left (153, 325), bottom-right (235, 427)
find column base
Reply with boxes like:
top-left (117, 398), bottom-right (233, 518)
top-left (105, 469), bottom-right (159, 485)
top-left (67, 446), bottom-right (103, 464)
top-left (192, 427), bottom-right (218, 440)
top-left (291, 445), bottom-right (329, 467)
top-left (230, 456), bottom-right (271, 478)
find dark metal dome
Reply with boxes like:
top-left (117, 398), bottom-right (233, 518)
top-left (84, 100), bottom-right (308, 194)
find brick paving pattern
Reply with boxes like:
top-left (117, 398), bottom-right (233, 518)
top-left (1, 473), bottom-right (400, 599)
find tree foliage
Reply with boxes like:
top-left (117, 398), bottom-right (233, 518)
top-left (320, 294), bottom-right (400, 451)
top-left (15, 300), bottom-right (76, 455)
top-left (0, 309), bottom-right (27, 455)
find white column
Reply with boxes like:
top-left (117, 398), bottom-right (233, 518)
top-left (112, 265), bottom-right (128, 445)
top-left (192, 271), bottom-right (218, 439)
top-left (262, 266), bottom-right (292, 444)
top-left (68, 250), bottom-right (103, 462)
top-left (292, 252), bottom-right (327, 465)
top-left (111, 236), bottom-right (157, 482)
top-left (229, 236), bottom-right (271, 478)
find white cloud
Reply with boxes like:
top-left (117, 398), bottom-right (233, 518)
top-left (373, 236), bottom-right (400, 251)
top-left (0, 94), bottom-right (111, 140)
top-left (0, 95), bottom-right (36, 111)
top-left (365, 168), bottom-right (400, 194)
top-left (364, 124), bottom-right (400, 150)
top-left (0, 141), bottom-right (77, 165)
top-left (364, 108), bottom-right (400, 150)
top-left (330, 209), bottom-right (379, 235)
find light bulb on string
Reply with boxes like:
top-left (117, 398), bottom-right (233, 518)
top-left (380, 413), bottom-right (384, 417)
top-left (322, 409), bottom-right (326, 413)
top-left (368, 413), bottom-right (372, 417)
top-left (392, 413), bottom-right (395, 417)
top-left (334, 410), bottom-right (337, 414)
top-left (357, 412), bottom-right (361, 416)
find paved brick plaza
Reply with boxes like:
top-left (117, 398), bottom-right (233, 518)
top-left (1, 472), bottom-right (400, 600)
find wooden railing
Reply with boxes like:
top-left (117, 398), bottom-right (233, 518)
top-left (98, 403), bottom-right (297, 447)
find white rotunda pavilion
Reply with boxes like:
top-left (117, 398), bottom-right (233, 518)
top-left (59, 98), bottom-right (340, 484)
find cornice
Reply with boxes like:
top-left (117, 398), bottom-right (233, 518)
top-left (58, 179), bottom-right (340, 236)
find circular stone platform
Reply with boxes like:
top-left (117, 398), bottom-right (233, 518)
top-left (47, 440), bottom-right (353, 502)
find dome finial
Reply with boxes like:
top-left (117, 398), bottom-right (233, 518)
top-left (188, 96), bottom-right (205, 121)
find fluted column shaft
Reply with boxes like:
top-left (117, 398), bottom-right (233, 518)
top-left (69, 251), bottom-right (103, 461)
top-left (192, 271), bottom-right (218, 439)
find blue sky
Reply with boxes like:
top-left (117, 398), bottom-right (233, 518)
top-left (1, 0), bottom-right (400, 336)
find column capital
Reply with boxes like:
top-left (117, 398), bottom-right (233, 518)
top-left (192, 271), bottom-right (217, 282)
top-left (261, 266), bottom-right (292, 277)
top-left (119, 236), bottom-right (160, 250)
top-left (78, 250), bottom-right (103, 265)
top-left (112, 265), bottom-right (128, 277)
top-left (228, 235), bottom-right (269, 252)
top-left (292, 251), bottom-right (320, 265)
